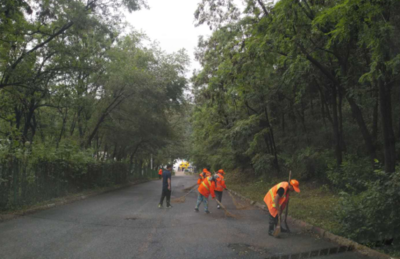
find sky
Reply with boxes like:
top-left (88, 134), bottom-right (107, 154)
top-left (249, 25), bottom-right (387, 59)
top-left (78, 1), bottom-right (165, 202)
top-left (125, 0), bottom-right (212, 75)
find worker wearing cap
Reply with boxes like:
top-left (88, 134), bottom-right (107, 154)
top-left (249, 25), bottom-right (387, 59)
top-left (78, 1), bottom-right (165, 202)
top-left (264, 179), bottom-right (300, 236)
top-left (214, 169), bottom-right (227, 209)
top-left (195, 175), bottom-right (216, 214)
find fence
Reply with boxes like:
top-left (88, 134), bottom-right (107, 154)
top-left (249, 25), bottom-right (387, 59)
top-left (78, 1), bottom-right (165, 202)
top-left (0, 157), bottom-right (157, 211)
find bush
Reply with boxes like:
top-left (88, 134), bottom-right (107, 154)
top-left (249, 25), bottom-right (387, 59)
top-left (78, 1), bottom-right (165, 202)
top-left (326, 155), bottom-right (376, 193)
top-left (281, 148), bottom-right (331, 180)
top-left (336, 170), bottom-right (400, 244)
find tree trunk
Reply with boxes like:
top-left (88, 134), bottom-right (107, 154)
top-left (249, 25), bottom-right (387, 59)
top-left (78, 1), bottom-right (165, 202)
top-left (332, 86), bottom-right (342, 166)
top-left (378, 79), bottom-right (396, 173)
top-left (264, 106), bottom-right (280, 172)
top-left (22, 101), bottom-right (36, 142)
top-left (346, 95), bottom-right (376, 165)
top-left (372, 93), bottom-right (379, 144)
top-left (338, 89), bottom-right (346, 152)
top-left (56, 108), bottom-right (68, 149)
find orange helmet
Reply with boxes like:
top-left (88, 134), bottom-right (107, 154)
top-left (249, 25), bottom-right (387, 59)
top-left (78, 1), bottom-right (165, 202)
top-left (217, 169), bottom-right (225, 174)
top-left (290, 179), bottom-right (300, 193)
top-left (203, 168), bottom-right (211, 176)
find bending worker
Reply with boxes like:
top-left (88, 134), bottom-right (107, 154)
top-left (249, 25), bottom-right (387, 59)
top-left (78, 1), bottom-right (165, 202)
top-left (195, 174), bottom-right (216, 214)
top-left (214, 169), bottom-right (226, 209)
top-left (264, 179), bottom-right (300, 236)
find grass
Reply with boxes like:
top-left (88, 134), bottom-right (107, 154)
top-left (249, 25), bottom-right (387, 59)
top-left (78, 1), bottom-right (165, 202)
top-left (226, 171), bottom-right (341, 234)
top-left (226, 170), bottom-right (400, 258)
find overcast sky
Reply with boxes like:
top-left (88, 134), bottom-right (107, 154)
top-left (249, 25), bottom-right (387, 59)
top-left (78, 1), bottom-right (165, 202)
top-left (125, 0), bottom-right (212, 75)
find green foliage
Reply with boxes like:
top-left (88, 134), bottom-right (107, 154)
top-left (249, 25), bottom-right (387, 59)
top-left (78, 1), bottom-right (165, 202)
top-left (191, 0), bottom-right (400, 248)
top-left (0, 0), bottom-right (188, 166)
top-left (337, 170), bottom-right (400, 243)
top-left (327, 156), bottom-right (377, 193)
top-left (281, 148), bottom-right (332, 180)
top-left (0, 0), bottom-right (189, 211)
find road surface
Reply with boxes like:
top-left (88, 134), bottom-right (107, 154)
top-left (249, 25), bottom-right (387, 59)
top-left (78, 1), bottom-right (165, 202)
top-left (0, 174), bottom-right (366, 259)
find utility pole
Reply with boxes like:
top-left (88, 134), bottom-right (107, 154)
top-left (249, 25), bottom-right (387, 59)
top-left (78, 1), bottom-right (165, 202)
top-left (151, 154), bottom-right (153, 170)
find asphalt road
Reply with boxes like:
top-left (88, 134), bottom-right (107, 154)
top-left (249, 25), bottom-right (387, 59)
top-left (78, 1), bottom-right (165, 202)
top-left (0, 174), bottom-right (367, 259)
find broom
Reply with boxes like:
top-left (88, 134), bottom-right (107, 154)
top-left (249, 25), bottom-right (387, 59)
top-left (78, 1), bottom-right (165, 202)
top-left (228, 191), bottom-right (252, 210)
top-left (183, 183), bottom-right (198, 192)
top-left (215, 199), bottom-right (238, 218)
top-left (273, 213), bottom-right (281, 237)
top-left (284, 170), bottom-right (292, 233)
top-left (274, 170), bottom-right (292, 237)
top-left (171, 185), bottom-right (197, 203)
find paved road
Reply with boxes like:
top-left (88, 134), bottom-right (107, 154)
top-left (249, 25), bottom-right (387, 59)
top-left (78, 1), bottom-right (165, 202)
top-left (0, 175), bottom-right (366, 259)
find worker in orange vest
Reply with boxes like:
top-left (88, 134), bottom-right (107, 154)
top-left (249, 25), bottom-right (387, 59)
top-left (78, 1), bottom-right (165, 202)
top-left (194, 175), bottom-right (216, 213)
top-left (214, 169), bottom-right (226, 209)
top-left (264, 180), bottom-right (300, 236)
top-left (158, 168), bottom-right (163, 179)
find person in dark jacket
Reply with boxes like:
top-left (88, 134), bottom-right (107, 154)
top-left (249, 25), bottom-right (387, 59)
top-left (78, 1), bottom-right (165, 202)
top-left (158, 164), bottom-right (172, 208)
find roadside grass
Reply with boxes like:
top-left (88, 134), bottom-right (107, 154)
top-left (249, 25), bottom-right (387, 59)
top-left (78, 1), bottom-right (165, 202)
top-left (227, 171), bottom-right (400, 258)
top-left (226, 172), bottom-right (341, 234)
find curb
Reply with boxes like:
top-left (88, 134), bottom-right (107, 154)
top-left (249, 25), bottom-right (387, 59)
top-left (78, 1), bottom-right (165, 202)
top-left (227, 189), bottom-right (395, 259)
top-left (0, 179), bottom-right (150, 223)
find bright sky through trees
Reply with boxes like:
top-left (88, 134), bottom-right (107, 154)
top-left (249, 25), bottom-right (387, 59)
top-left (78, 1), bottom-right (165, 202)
top-left (126, 0), bottom-right (211, 75)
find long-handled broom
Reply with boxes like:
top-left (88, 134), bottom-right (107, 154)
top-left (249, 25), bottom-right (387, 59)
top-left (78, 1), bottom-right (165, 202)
top-left (273, 170), bottom-right (292, 237)
top-left (273, 214), bottom-right (281, 237)
top-left (228, 191), bottom-right (252, 210)
top-left (284, 171), bottom-right (292, 233)
top-left (171, 185), bottom-right (197, 203)
top-left (215, 199), bottom-right (238, 218)
top-left (183, 183), bottom-right (198, 192)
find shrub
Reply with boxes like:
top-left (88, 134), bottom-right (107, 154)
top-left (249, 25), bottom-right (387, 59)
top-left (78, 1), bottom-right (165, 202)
top-left (336, 170), bottom-right (400, 244)
top-left (281, 148), bottom-right (331, 180)
top-left (327, 155), bottom-right (376, 193)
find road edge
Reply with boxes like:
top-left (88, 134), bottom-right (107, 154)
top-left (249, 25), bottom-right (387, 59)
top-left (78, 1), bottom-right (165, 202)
top-left (227, 189), bottom-right (396, 259)
top-left (0, 179), bottom-right (152, 223)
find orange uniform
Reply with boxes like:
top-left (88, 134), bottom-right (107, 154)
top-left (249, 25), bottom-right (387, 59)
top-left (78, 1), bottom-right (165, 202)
top-left (215, 173), bottom-right (226, 192)
top-left (198, 176), bottom-right (216, 198)
top-left (158, 169), bottom-right (163, 176)
top-left (264, 182), bottom-right (290, 217)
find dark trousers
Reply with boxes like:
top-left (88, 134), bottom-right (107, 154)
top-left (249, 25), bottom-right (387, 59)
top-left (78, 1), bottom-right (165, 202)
top-left (159, 189), bottom-right (171, 206)
top-left (159, 175), bottom-right (162, 179)
top-left (215, 191), bottom-right (223, 203)
top-left (268, 210), bottom-right (278, 231)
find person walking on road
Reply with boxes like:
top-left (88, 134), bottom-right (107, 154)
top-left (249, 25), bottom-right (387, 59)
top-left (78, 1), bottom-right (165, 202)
top-left (214, 169), bottom-right (226, 209)
top-left (158, 164), bottom-right (173, 208)
top-left (195, 175), bottom-right (216, 213)
top-left (264, 180), bottom-right (300, 236)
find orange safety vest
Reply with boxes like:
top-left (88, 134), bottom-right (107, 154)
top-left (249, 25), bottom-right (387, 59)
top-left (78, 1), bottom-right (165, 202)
top-left (158, 169), bottom-right (163, 176)
top-left (264, 182), bottom-right (290, 217)
top-left (215, 173), bottom-right (226, 192)
top-left (198, 177), bottom-right (215, 198)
